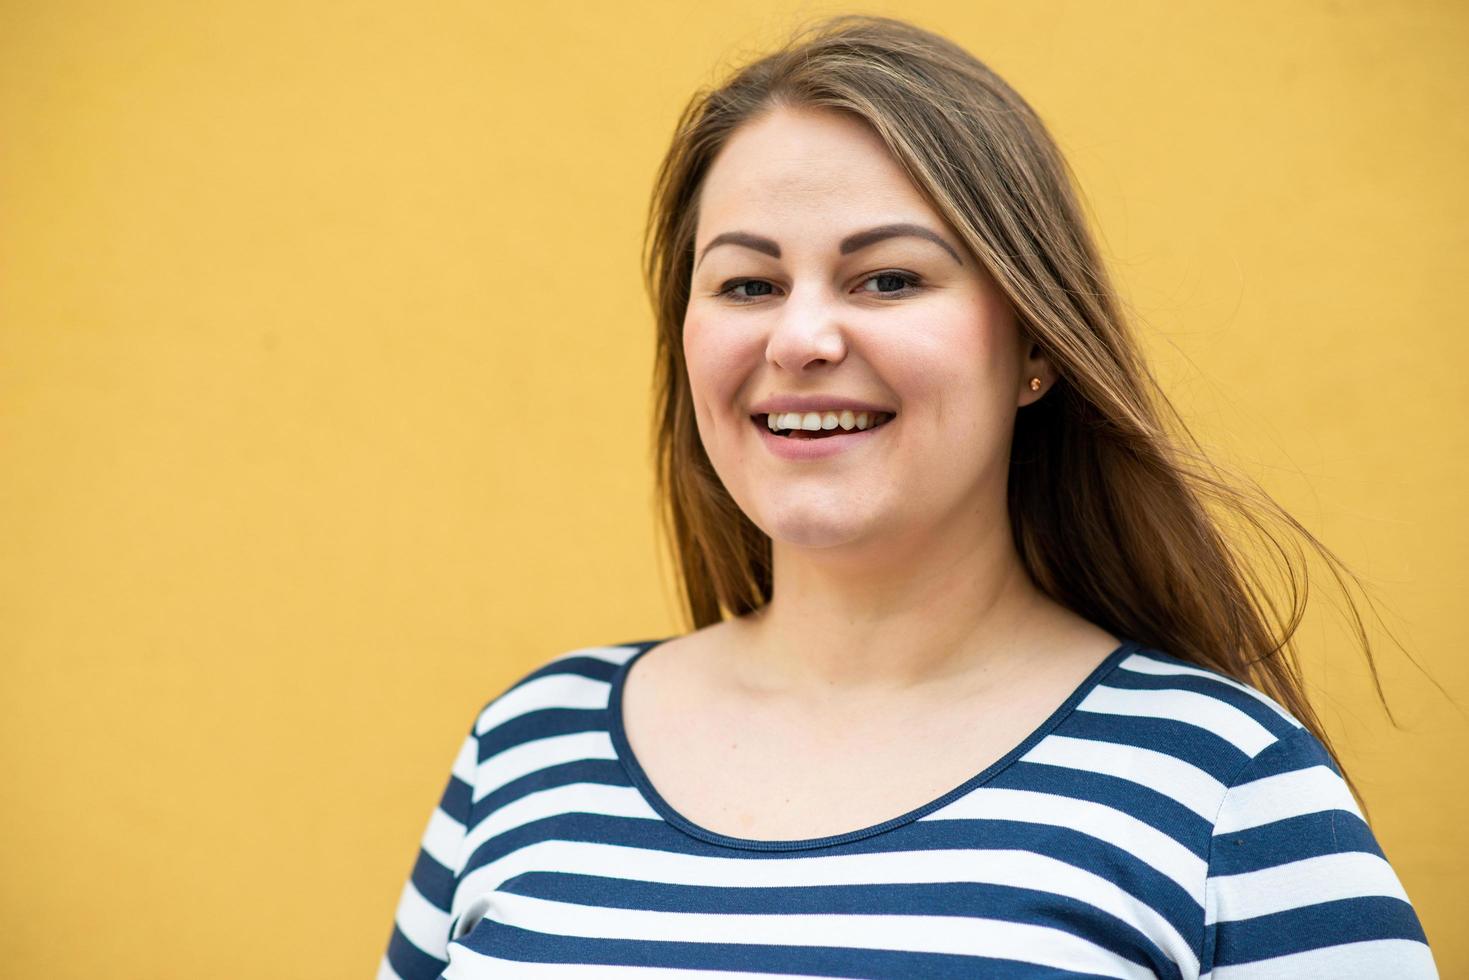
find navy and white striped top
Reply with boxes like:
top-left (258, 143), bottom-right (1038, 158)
top-left (378, 637), bottom-right (1438, 979)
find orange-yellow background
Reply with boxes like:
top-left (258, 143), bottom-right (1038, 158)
top-left (2, 1), bottom-right (1464, 975)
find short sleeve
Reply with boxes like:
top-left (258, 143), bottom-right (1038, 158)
top-left (377, 708), bottom-right (481, 980)
top-left (1201, 725), bottom-right (1439, 978)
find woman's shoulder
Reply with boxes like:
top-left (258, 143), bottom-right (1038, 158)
top-left (1081, 643), bottom-right (1345, 799)
top-left (1107, 640), bottom-right (1319, 756)
top-left (460, 638), bottom-right (657, 743)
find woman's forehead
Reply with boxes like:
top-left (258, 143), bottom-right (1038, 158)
top-left (699, 108), bottom-right (918, 212)
top-left (695, 114), bottom-right (943, 255)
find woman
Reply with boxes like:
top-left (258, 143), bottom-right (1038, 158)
top-left (380, 15), bottom-right (1439, 979)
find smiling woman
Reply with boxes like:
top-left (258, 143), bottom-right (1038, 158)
top-left (378, 13), bottom-right (1440, 980)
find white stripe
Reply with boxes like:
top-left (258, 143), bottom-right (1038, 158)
top-left (450, 732), bottom-right (478, 782)
top-left (462, 781), bottom-right (660, 857)
top-left (466, 889), bottom-right (1161, 980)
top-left (450, 840), bottom-right (1199, 977)
top-left (1206, 851), bottom-right (1412, 923)
top-left (1020, 734), bottom-right (1226, 820)
top-left (474, 729), bottom-right (618, 803)
top-left (926, 785), bottom-right (1207, 894)
top-left (393, 877), bottom-right (453, 960)
top-left (1080, 685), bottom-right (1278, 756)
top-left (445, 950), bottom-right (834, 978)
top-left (1117, 652), bottom-right (1302, 730)
top-left (1209, 938), bottom-right (1439, 979)
top-left (422, 805), bottom-right (468, 872)
top-left (1214, 765), bottom-right (1363, 834)
top-left (475, 670), bottom-right (618, 737)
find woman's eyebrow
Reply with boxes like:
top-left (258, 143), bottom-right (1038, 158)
top-left (695, 223), bottom-right (964, 269)
top-left (841, 223), bottom-right (964, 265)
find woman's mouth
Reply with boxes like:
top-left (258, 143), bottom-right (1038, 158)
top-left (748, 411), bottom-right (897, 460)
top-left (752, 411), bottom-right (897, 438)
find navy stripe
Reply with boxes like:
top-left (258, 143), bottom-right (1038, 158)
top-left (479, 704), bottom-right (607, 756)
top-left (385, 924), bottom-right (448, 979)
top-left (1063, 709), bottom-right (1253, 783)
top-left (1211, 895), bottom-right (1430, 966)
top-left (1210, 810), bottom-right (1384, 873)
top-left (440, 769), bottom-right (472, 825)
top-left (408, 845), bottom-right (458, 913)
top-left (1004, 758), bottom-right (1214, 851)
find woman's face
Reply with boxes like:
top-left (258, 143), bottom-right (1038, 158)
top-left (684, 104), bottom-right (1037, 555)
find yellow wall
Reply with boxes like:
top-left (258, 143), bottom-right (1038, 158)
top-left (2, 1), bottom-right (1463, 974)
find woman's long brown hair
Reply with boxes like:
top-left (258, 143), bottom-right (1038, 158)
top-left (641, 13), bottom-right (1439, 824)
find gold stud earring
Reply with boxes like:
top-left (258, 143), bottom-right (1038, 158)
top-left (1029, 377), bottom-right (1042, 391)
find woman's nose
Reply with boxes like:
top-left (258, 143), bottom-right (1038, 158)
top-left (763, 284), bottom-right (849, 372)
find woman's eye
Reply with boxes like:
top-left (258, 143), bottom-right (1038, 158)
top-left (718, 279), bottom-right (777, 302)
top-left (859, 272), bottom-right (920, 296)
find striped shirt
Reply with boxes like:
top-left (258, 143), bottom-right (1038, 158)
top-left (378, 637), bottom-right (1439, 979)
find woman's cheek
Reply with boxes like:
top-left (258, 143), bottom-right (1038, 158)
top-left (685, 313), bottom-right (755, 400)
top-left (681, 313), bottom-right (743, 457)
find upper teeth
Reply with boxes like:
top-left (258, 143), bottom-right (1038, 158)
top-left (765, 410), bottom-right (892, 432)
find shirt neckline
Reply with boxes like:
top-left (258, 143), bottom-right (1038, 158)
top-left (606, 635), bottom-right (1140, 852)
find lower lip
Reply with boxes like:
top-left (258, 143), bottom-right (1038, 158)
top-left (751, 415), bottom-right (895, 460)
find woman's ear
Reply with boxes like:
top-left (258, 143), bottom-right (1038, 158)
top-left (1019, 340), bottom-right (1053, 407)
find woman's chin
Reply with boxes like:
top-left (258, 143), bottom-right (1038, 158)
top-left (757, 510), bottom-right (883, 550)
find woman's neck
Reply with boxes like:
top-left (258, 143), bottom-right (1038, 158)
top-left (727, 533), bottom-right (1063, 703)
